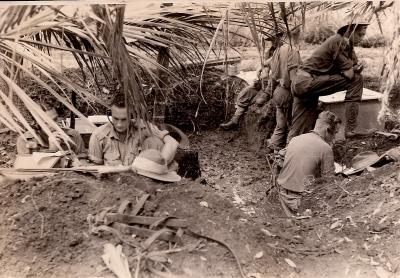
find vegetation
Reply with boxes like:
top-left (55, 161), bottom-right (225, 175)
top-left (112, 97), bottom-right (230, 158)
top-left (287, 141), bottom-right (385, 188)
top-left (0, 1), bottom-right (397, 149)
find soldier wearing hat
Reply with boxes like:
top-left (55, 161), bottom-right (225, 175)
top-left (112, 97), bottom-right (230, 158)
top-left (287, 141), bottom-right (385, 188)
top-left (287, 22), bottom-right (369, 142)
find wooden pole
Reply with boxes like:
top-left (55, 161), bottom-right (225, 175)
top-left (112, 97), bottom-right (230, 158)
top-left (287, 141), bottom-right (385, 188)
top-left (153, 3), bottom-right (173, 124)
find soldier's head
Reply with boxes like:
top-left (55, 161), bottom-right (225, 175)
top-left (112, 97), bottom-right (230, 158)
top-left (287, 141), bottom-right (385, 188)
top-left (337, 23), bottom-right (368, 44)
top-left (110, 93), bottom-right (130, 133)
top-left (290, 26), bottom-right (302, 44)
top-left (314, 111), bottom-right (342, 143)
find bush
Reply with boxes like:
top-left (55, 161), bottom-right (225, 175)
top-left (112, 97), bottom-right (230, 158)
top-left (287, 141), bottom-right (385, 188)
top-left (303, 26), bottom-right (335, 45)
top-left (358, 34), bottom-right (387, 48)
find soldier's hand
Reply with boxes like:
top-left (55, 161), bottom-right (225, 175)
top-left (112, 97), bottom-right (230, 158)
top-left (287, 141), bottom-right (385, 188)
top-left (353, 62), bottom-right (365, 73)
top-left (149, 124), bottom-right (169, 139)
top-left (48, 136), bottom-right (62, 151)
top-left (342, 68), bottom-right (354, 80)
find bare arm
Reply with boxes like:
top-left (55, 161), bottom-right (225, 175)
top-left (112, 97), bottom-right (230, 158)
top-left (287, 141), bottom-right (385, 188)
top-left (161, 135), bottom-right (179, 164)
top-left (148, 123), bottom-right (179, 164)
top-left (321, 148), bottom-right (335, 176)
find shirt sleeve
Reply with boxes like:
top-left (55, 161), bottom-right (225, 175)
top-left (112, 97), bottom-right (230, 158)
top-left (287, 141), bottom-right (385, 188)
top-left (88, 133), bottom-right (104, 164)
top-left (287, 49), bottom-right (301, 73)
top-left (329, 36), bottom-right (353, 71)
top-left (350, 47), bottom-right (358, 65)
top-left (321, 147), bottom-right (335, 175)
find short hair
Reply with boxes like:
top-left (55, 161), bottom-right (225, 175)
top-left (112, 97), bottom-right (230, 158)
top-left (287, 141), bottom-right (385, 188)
top-left (317, 111), bottom-right (341, 130)
top-left (111, 93), bottom-right (126, 108)
top-left (291, 26), bottom-right (301, 37)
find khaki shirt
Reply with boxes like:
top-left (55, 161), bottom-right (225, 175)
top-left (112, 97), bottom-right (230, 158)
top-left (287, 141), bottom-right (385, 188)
top-left (88, 121), bottom-right (165, 166)
top-left (277, 132), bottom-right (334, 192)
top-left (270, 44), bottom-right (301, 89)
top-left (16, 128), bottom-right (85, 155)
top-left (301, 34), bottom-right (357, 75)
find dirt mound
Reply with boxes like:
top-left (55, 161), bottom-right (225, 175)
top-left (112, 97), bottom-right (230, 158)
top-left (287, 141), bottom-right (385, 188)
top-left (0, 171), bottom-right (297, 278)
top-left (190, 130), bottom-right (400, 277)
top-left (0, 172), bottom-right (160, 277)
top-left (0, 130), bottom-right (17, 168)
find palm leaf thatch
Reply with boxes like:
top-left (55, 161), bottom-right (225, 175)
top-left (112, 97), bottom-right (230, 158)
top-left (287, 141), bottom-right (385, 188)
top-left (379, 1), bottom-right (399, 121)
top-left (1, 1), bottom-right (398, 151)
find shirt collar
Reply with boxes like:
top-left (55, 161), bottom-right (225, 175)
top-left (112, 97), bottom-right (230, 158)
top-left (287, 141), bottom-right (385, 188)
top-left (110, 121), bottom-right (140, 140)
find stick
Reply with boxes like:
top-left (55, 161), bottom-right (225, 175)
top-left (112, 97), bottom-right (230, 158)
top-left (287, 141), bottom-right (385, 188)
top-left (105, 213), bottom-right (188, 228)
top-left (131, 194), bottom-right (150, 216)
top-left (31, 186), bottom-right (45, 238)
top-left (186, 229), bottom-right (246, 278)
top-left (112, 223), bottom-right (180, 243)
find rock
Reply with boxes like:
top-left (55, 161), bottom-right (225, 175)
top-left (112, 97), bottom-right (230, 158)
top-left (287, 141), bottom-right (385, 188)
top-left (372, 221), bottom-right (389, 232)
top-left (199, 201), bottom-right (209, 208)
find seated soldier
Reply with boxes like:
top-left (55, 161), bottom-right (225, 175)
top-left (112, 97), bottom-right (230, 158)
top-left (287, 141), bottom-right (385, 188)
top-left (220, 31), bottom-right (287, 131)
top-left (16, 105), bottom-right (85, 157)
top-left (288, 22), bottom-right (369, 142)
top-left (277, 111), bottom-right (341, 216)
top-left (88, 94), bottom-right (179, 166)
top-left (220, 79), bottom-right (263, 130)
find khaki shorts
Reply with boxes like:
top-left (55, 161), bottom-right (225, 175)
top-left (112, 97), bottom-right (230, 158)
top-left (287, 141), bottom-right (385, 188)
top-left (278, 186), bottom-right (302, 216)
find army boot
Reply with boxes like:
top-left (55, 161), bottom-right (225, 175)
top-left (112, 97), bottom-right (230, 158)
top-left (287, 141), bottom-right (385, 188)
top-left (344, 102), bottom-right (375, 138)
top-left (220, 107), bottom-right (245, 130)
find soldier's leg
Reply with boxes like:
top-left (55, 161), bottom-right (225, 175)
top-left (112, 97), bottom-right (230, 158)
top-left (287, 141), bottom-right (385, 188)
top-left (287, 96), bottom-right (319, 143)
top-left (269, 86), bottom-right (292, 150)
top-left (220, 86), bottom-right (258, 130)
top-left (343, 73), bottom-right (364, 137)
top-left (293, 73), bottom-right (364, 138)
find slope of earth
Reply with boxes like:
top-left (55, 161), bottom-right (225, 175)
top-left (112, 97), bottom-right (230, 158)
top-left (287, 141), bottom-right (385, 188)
top-left (0, 131), bottom-right (399, 278)
top-left (190, 130), bottom-right (400, 278)
top-left (0, 170), bottom-right (306, 278)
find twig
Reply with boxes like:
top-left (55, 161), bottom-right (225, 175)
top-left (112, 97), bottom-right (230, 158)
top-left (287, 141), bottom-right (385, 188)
top-left (315, 230), bottom-right (322, 240)
top-left (186, 229), bottom-right (246, 278)
top-left (134, 256), bottom-right (141, 278)
top-left (31, 186), bottom-right (45, 238)
top-left (265, 154), bottom-right (277, 194)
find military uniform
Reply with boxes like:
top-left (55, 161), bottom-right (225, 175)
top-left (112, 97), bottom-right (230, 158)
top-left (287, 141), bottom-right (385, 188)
top-left (88, 121), bottom-right (166, 166)
top-left (277, 131), bottom-right (334, 212)
top-left (287, 34), bottom-right (363, 142)
top-left (268, 44), bottom-right (301, 150)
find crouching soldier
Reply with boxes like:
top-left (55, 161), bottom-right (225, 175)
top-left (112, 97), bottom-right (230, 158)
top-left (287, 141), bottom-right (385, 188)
top-left (277, 111), bottom-right (341, 216)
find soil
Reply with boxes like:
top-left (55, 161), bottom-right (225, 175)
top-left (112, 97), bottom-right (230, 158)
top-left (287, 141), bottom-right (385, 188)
top-left (1, 128), bottom-right (400, 277)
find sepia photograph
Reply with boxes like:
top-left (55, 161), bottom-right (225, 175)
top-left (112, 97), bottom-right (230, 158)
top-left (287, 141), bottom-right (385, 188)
top-left (0, 0), bottom-right (399, 277)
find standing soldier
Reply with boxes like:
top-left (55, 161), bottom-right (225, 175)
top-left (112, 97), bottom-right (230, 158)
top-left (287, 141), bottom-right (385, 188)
top-left (267, 27), bottom-right (302, 152)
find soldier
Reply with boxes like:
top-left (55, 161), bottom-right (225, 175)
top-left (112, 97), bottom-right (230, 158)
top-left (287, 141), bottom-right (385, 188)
top-left (267, 26), bottom-right (302, 152)
top-left (88, 94), bottom-right (179, 166)
top-left (277, 111), bottom-right (341, 216)
top-left (220, 32), bottom-right (284, 131)
top-left (288, 22), bottom-right (369, 142)
top-left (16, 106), bottom-right (85, 156)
